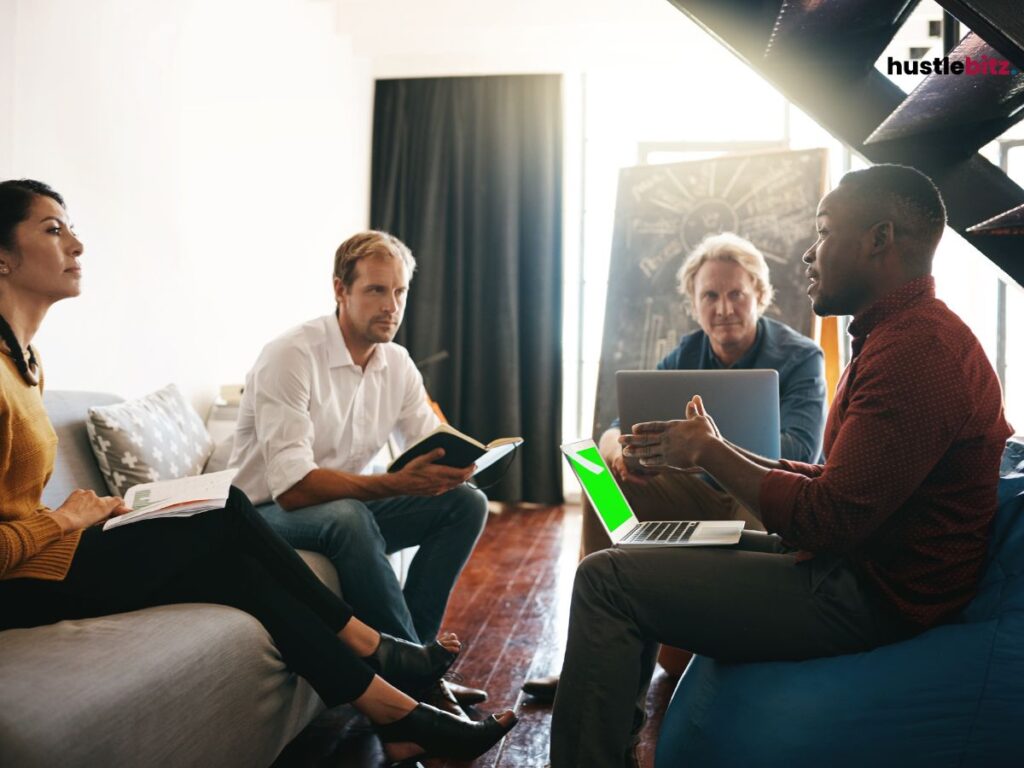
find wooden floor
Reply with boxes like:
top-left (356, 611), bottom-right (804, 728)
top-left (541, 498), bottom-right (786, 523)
top-left (276, 504), bottom-right (677, 768)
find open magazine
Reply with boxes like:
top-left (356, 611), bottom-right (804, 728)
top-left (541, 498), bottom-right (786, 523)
top-left (102, 469), bottom-right (238, 531)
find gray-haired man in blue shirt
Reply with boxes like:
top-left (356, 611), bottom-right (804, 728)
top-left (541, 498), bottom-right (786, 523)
top-left (522, 231), bottom-right (827, 704)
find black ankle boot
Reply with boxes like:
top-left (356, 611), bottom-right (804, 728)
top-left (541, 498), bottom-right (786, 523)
top-left (377, 702), bottom-right (518, 764)
top-left (364, 633), bottom-right (458, 696)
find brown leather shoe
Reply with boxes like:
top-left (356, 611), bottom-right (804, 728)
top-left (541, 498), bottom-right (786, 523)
top-left (521, 673), bottom-right (559, 702)
top-left (657, 645), bottom-right (693, 677)
top-left (423, 680), bottom-right (470, 720)
top-left (446, 681), bottom-right (488, 706)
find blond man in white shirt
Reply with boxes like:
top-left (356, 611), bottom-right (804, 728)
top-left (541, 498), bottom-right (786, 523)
top-left (230, 232), bottom-right (489, 708)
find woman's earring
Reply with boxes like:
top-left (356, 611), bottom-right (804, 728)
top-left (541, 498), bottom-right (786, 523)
top-left (0, 264), bottom-right (9, 275)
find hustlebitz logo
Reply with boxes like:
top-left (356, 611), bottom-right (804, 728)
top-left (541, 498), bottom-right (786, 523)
top-left (888, 56), bottom-right (1020, 76)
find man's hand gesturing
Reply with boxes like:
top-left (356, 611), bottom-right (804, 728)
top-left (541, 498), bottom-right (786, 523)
top-left (620, 395), bottom-right (721, 471)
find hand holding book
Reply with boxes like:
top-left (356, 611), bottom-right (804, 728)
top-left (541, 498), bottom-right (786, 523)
top-left (388, 425), bottom-right (524, 475)
top-left (389, 448), bottom-right (477, 497)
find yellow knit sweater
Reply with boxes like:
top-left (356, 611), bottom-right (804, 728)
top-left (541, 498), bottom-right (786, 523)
top-left (0, 350), bottom-right (80, 580)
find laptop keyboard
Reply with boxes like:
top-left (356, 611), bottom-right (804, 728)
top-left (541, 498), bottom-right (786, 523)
top-left (622, 520), bottom-right (698, 544)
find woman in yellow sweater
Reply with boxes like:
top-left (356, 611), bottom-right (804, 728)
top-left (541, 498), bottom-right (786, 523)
top-left (0, 179), bottom-right (516, 767)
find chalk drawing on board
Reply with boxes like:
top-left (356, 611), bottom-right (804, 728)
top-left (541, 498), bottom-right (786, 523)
top-left (593, 148), bottom-right (828, 437)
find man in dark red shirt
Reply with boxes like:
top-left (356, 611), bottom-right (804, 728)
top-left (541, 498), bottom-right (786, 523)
top-left (549, 165), bottom-right (1012, 768)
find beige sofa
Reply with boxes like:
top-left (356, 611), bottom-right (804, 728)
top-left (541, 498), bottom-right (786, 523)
top-left (0, 391), bottom-right (340, 767)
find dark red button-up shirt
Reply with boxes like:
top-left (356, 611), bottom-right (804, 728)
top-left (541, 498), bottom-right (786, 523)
top-left (760, 276), bottom-right (1012, 627)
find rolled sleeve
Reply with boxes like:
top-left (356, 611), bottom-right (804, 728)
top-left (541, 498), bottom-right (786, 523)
top-left (759, 469), bottom-right (809, 535)
top-left (777, 459), bottom-right (824, 477)
top-left (759, 461), bottom-right (823, 534)
top-left (251, 346), bottom-right (321, 501)
top-left (266, 447), bottom-right (318, 502)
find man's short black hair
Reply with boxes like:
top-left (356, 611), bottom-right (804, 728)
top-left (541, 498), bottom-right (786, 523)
top-left (837, 164), bottom-right (946, 271)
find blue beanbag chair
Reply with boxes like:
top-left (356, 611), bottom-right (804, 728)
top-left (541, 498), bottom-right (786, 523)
top-left (655, 447), bottom-right (1024, 768)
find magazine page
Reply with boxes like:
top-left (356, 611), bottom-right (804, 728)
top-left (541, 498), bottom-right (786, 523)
top-left (103, 469), bottom-right (237, 531)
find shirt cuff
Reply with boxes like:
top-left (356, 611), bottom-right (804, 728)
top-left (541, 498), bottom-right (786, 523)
top-left (267, 449), bottom-right (319, 501)
top-left (777, 459), bottom-right (824, 478)
top-left (759, 469), bottom-right (808, 535)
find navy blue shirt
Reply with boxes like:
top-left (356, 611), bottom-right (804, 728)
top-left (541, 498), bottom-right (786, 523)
top-left (614, 317), bottom-right (826, 462)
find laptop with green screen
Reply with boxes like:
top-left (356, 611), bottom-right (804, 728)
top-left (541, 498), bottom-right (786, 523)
top-left (561, 438), bottom-right (744, 547)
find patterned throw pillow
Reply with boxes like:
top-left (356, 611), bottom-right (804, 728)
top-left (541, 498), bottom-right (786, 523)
top-left (86, 383), bottom-right (214, 496)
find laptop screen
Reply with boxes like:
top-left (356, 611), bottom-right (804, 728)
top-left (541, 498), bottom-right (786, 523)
top-left (563, 442), bottom-right (633, 534)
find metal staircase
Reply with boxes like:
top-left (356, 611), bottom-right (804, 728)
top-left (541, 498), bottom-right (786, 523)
top-left (665, 0), bottom-right (1024, 286)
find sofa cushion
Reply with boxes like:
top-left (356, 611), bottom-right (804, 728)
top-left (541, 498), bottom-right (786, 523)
top-left (86, 383), bottom-right (214, 496)
top-left (41, 391), bottom-right (124, 508)
top-left (0, 604), bottom-right (323, 768)
top-left (298, 550), bottom-right (341, 597)
top-left (656, 620), bottom-right (1001, 768)
top-left (960, 484), bottom-right (1024, 622)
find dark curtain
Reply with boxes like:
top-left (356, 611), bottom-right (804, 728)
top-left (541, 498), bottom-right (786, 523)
top-left (371, 75), bottom-right (563, 505)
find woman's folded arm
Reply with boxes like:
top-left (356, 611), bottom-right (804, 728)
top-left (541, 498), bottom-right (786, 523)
top-left (0, 513), bottom-right (65, 578)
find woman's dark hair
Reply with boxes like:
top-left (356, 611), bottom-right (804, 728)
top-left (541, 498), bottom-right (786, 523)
top-left (0, 179), bottom-right (65, 251)
top-left (0, 179), bottom-right (61, 385)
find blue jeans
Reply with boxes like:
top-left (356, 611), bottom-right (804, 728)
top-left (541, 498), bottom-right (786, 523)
top-left (256, 484), bottom-right (488, 643)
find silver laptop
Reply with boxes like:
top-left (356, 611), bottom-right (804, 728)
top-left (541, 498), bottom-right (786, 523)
top-left (616, 370), bottom-right (781, 459)
top-left (561, 438), bottom-right (744, 547)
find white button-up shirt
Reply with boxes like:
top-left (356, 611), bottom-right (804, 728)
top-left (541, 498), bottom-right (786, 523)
top-left (229, 314), bottom-right (440, 505)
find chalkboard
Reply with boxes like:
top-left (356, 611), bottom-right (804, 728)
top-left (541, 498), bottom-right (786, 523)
top-left (593, 148), bottom-right (828, 437)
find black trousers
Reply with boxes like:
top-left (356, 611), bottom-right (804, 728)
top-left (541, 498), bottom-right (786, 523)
top-left (0, 487), bottom-right (375, 706)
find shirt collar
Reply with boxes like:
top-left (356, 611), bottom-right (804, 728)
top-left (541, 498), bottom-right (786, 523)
top-left (323, 314), bottom-right (388, 373)
top-left (847, 275), bottom-right (935, 355)
top-left (701, 317), bottom-right (765, 369)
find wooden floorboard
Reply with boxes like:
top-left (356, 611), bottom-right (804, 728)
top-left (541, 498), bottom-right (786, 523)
top-left (276, 503), bottom-right (679, 768)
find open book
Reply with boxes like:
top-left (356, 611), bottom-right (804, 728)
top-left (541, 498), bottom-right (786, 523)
top-left (387, 424), bottom-right (524, 476)
top-left (102, 469), bottom-right (238, 531)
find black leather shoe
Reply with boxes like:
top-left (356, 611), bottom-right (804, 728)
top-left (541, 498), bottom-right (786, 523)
top-left (446, 681), bottom-right (488, 706)
top-left (628, 736), bottom-right (643, 768)
top-left (521, 673), bottom-right (559, 703)
top-left (424, 679), bottom-right (469, 720)
top-left (377, 702), bottom-right (518, 765)
top-left (364, 633), bottom-right (457, 697)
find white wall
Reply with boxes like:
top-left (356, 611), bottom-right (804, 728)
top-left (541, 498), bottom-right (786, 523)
top-left (337, 0), bottom-right (709, 77)
top-left (0, 0), bottom-right (15, 176)
top-left (7, 0), bottom-right (372, 413)
top-left (6, 0), bottom-right (716, 416)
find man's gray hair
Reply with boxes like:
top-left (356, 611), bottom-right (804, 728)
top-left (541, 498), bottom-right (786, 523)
top-left (676, 232), bottom-right (775, 317)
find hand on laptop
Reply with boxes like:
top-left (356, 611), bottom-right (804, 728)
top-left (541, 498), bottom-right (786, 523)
top-left (621, 396), bottom-right (720, 471)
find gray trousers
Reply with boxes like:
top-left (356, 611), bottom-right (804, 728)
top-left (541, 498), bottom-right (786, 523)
top-left (581, 470), bottom-right (761, 557)
top-left (549, 532), bottom-right (917, 768)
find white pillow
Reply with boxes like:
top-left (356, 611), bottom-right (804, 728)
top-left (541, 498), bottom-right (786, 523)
top-left (86, 383), bottom-right (214, 496)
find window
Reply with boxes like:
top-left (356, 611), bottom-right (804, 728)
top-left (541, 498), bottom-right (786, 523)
top-left (562, 18), bottom-right (1024, 499)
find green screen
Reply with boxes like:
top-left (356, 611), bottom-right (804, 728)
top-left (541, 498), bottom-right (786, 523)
top-left (566, 445), bottom-right (633, 533)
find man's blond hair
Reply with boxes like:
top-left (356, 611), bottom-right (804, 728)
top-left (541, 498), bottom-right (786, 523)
top-left (333, 230), bottom-right (417, 290)
top-left (676, 232), bottom-right (775, 317)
